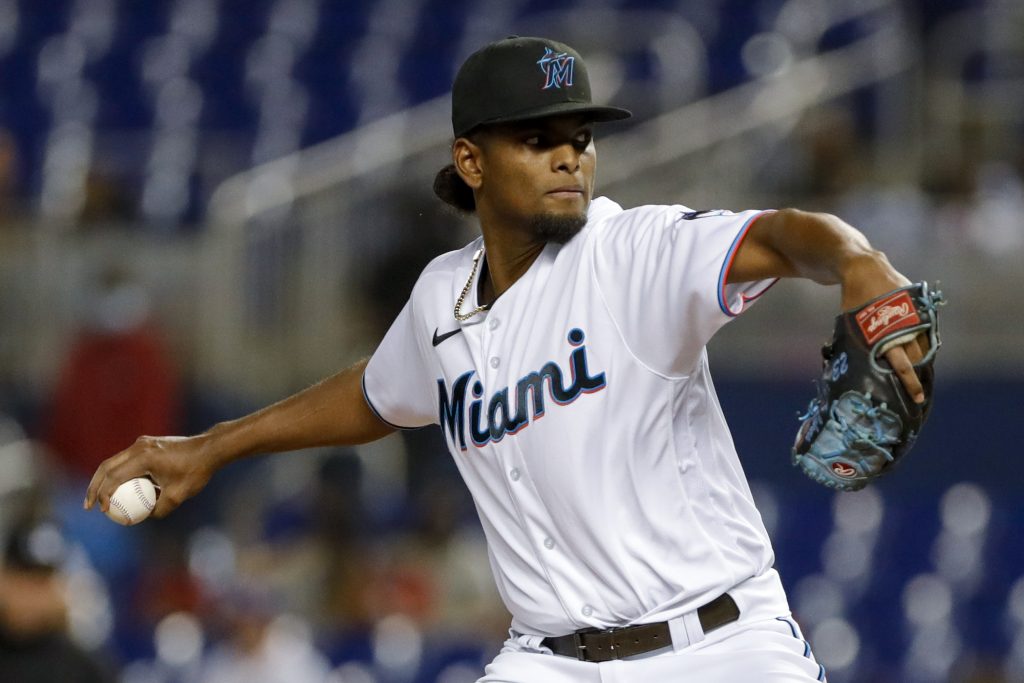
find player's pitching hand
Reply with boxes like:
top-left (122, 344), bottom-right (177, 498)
top-left (84, 435), bottom-right (216, 518)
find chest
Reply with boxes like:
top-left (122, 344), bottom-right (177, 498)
top-left (429, 256), bottom-right (623, 451)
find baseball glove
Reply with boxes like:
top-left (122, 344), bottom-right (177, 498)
top-left (792, 282), bottom-right (944, 491)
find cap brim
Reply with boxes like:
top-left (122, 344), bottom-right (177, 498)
top-left (460, 102), bottom-right (632, 136)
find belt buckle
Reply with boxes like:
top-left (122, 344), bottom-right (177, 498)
top-left (575, 627), bottom-right (620, 662)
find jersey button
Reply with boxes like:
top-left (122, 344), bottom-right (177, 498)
top-left (543, 537), bottom-right (555, 550)
top-left (581, 605), bottom-right (594, 617)
top-left (509, 468), bottom-right (520, 481)
top-left (489, 357), bottom-right (500, 369)
top-left (489, 318), bottom-right (501, 331)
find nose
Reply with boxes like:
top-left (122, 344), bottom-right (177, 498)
top-left (552, 142), bottom-right (581, 173)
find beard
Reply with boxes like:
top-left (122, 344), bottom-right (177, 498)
top-left (529, 211), bottom-right (588, 244)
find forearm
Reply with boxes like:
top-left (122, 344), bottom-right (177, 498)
top-left (756, 209), bottom-right (882, 281)
top-left (734, 209), bottom-right (908, 309)
top-left (201, 358), bottom-right (393, 467)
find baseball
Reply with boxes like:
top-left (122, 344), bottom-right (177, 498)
top-left (105, 477), bottom-right (158, 526)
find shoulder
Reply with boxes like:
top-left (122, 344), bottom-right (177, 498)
top-left (581, 200), bottom-right (772, 276)
top-left (418, 238), bottom-right (481, 276)
top-left (399, 238), bottom-right (481, 327)
top-left (409, 238), bottom-right (480, 296)
top-left (591, 203), bottom-right (767, 238)
top-left (583, 197), bottom-right (696, 246)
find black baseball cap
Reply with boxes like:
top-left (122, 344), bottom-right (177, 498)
top-left (451, 36), bottom-right (632, 137)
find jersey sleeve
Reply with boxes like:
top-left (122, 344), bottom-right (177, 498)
top-left (362, 298), bottom-right (437, 429)
top-left (592, 207), bottom-right (777, 377)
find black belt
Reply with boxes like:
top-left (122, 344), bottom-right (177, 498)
top-left (542, 593), bottom-right (739, 663)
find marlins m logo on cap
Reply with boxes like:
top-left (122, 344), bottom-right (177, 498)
top-left (537, 47), bottom-right (574, 90)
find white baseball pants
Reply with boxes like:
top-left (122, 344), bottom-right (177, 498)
top-left (478, 614), bottom-right (826, 683)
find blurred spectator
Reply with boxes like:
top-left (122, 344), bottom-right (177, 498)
top-left (359, 190), bottom-right (471, 507)
top-left (0, 129), bottom-right (24, 226)
top-left (45, 266), bottom-right (182, 480)
top-left (79, 168), bottom-right (136, 226)
top-left (360, 189), bottom-right (470, 334)
top-left (197, 586), bottom-right (331, 683)
top-left (353, 479), bottom-right (507, 647)
top-left (796, 105), bottom-right (871, 203)
top-left (0, 413), bottom-right (40, 512)
top-left (129, 532), bottom-right (205, 628)
top-left (963, 161), bottom-right (1024, 258)
top-left (404, 480), bottom-right (506, 641)
top-left (0, 519), bottom-right (115, 683)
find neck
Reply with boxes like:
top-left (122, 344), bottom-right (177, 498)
top-left (476, 215), bottom-right (547, 304)
top-left (480, 238), bottom-right (546, 303)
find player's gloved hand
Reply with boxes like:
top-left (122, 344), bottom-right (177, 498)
top-left (839, 269), bottom-right (930, 404)
top-left (792, 278), bottom-right (945, 491)
top-left (84, 435), bottom-right (217, 518)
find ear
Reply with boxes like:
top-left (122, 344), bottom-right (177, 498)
top-left (452, 137), bottom-right (484, 190)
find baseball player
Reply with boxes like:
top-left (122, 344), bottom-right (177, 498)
top-left (86, 37), bottom-right (935, 681)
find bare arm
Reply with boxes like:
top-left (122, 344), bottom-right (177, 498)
top-left (728, 208), bottom-right (929, 402)
top-left (84, 358), bottom-right (394, 517)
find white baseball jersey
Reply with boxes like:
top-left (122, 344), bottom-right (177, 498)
top-left (363, 197), bottom-right (780, 637)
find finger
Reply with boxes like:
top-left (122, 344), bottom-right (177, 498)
top-left (91, 462), bottom-right (122, 513)
top-left (904, 335), bottom-right (924, 365)
top-left (88, 473), bottom-right (113, 513)
top-left (915, 332), bottom-right (930, 360)
top-left (85, 454), bottom-right (125, 512)
top-left (886, 346), bottom-right (924, 404)
top-left (84, 462), bottom-right (109, 510)
top-left (87, 444), bottom-right (152, 513)
top-left (153, 488), bottom-right (181, 518)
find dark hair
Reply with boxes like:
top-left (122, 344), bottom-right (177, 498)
top-left (433, 163), bottom-right (476, 213)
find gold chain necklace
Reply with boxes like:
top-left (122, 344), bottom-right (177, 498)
top-left (454, 247), bottom-right (491, 321)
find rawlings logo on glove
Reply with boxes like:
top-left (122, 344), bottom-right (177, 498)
top-left (792, 282), bottom-right (944, 491)
top-left (856, 290), bottom-right (920, 344)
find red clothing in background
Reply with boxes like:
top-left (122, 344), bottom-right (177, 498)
top-left (45, 326), bottom-right (181, 478)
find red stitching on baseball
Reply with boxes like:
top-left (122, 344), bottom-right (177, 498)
top-left (133, 479), bottom-right (155, 512)
top-left (110, 498), bottom-right (134, 524)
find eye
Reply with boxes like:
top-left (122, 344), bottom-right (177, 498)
top-left (523, 134), bottom-right (542, 146)
top-left (574, 131), bottom-right (593, 148)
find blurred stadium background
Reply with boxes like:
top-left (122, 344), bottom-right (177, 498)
top-left (0, 0), bottom-right (1022, 681)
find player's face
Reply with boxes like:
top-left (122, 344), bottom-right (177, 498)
top-left (475, 115), bottom-right (596, 243)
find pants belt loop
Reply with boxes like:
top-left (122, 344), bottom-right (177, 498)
top-left (685, 608), bottom-right (707, 646)
top-left (522, 633), bottom-right (550, 652)
top-left (511, 631), bottom-right (551, 653)
top-left (668, 608), bottom-right (706, 653)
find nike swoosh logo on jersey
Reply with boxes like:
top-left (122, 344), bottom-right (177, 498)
top-left (681, 209), bottom-right (729, 220)
top-left (432, 327), bottom-right (462, 347)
